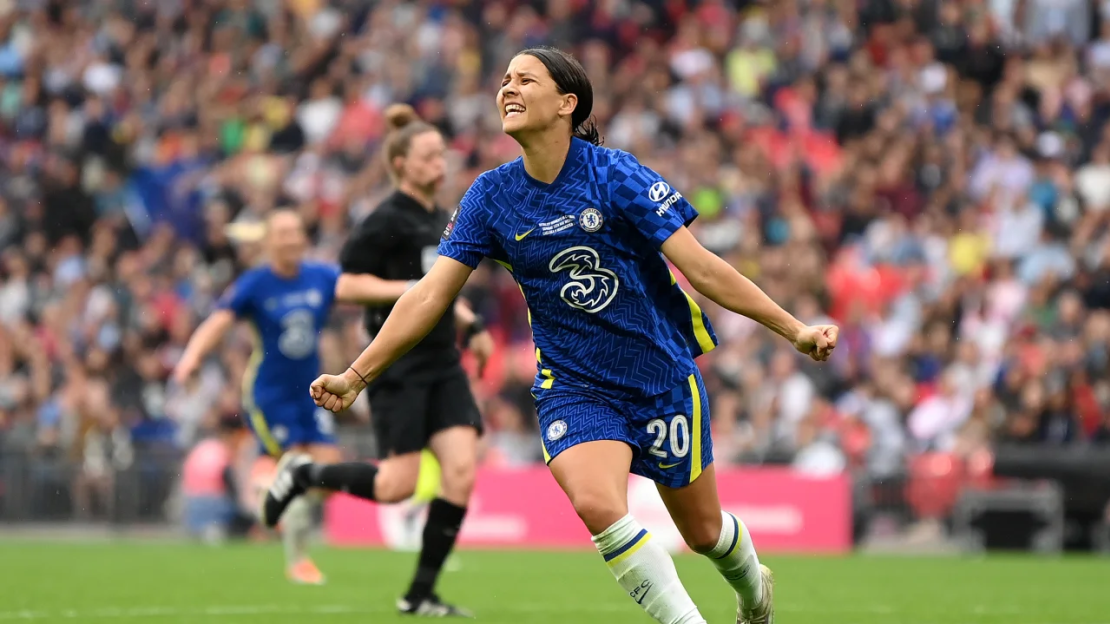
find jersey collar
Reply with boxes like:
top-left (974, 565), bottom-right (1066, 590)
top-left (517, 137), bottom-right (586, 192)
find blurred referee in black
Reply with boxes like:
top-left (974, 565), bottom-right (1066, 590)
top-left (299, 104), bottom-right (491, 617)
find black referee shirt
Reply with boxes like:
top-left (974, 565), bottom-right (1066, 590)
top-left (340, 190), bottom-right (460, 384)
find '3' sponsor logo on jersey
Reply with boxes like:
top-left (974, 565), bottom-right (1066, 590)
top-left (549, 246), bottom-right (619, 313)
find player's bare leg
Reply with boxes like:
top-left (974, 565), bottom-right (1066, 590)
top-left (656, 463), bottom-right (773, 624)
top-left (550, 440), bottom-right (706, 624)
top-left (392, 426), bottom-right (477, 617)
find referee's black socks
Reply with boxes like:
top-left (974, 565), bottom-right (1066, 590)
top-left (297, 462), bottom-right (379, 501)
top-left (406, 498), bottom-right (468, 601)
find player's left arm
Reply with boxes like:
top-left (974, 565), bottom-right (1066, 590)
top-left (614, 154), bottom-right (836, 360)
top-left (660, 228), bottom-right (835, 360)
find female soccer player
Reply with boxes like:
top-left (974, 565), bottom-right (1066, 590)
top-left (173, 209), bottom-right (413, 585)
top-left (270, 47), bottom-right (838, 623)
top-left (335, 104), bottom-right (491, 616)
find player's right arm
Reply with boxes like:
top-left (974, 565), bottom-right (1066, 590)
top-left (173, 273), bottom-right (254, 385)
top-left (311, 257), bottom-right (473, 412)
top-left (312, 179), bottom-right (494, 412)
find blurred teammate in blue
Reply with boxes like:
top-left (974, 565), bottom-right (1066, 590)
top-left (173, 209), bottom-right (413, 585)
top-left (267, 48), bottom-right (838, 624)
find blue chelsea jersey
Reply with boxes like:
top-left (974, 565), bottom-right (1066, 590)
top-left (439, 138), bottom-right (718, 399)
top-left (217, 262), bottom-right (340, 400)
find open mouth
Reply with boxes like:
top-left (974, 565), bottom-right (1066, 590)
top-left (505, 103), bottom-right (525, 118)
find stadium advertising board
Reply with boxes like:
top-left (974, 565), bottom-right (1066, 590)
top-left (326, 466), bottom-right (851, 553)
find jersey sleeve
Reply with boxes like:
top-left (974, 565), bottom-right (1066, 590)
top-left (610, 153), bottom-right (699, 249)
top-left (437, 177), bottom-right (493, 269)
top-left (216, 272), bottom-right (256, 319)
top-left (340, 210), bottom-right (393, 276)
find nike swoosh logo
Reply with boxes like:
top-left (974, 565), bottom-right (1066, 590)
top-left (658, 461), bottom-right (682, 469)
top-left (514, 228), bottom-right (535, 241)
top-left (636, 584), bottom-right (652, 605)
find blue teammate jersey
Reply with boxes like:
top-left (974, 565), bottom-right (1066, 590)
top-left (217, 262), bottom-right (340, 403)
top-left (439, 138), bottom-right (718, 399)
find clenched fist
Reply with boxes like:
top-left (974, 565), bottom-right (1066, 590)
top-left (792, 325), bottom-right (839, 362)
top-left (310, 371), bottom-right (363, 413)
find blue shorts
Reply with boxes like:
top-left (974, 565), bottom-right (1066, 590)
top-left (535, 372), bottom-right (713, 489)
top-left (244, 394), bottom-right (336, 456)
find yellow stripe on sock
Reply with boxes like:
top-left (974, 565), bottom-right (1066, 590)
top-left (688, 374), bottom-right (703, 484)
top-left (606, 532), bottom-right (652, 568)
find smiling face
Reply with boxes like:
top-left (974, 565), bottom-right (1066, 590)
top-left (497, 53), bottom-right (577, 140)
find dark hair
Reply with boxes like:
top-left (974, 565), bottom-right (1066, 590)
top-left (382, 103), bottom-right (439, 180)
top-left (518, 47), bottom-right (602, 146)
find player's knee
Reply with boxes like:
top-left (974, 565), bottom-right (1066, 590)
top-left (374, 457), bottom-right (421, 503)
top-left (438, 458), bottom-right (476, 501)
top-left (567, 490), bottom-right (627, 535)
top-left (681, 521), bottom-right (723, 555)
top-left (375, 476), bottom-right (416, 503)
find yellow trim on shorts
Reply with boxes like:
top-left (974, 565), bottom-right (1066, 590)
top-left (688, 374), bottom-right (703, 484)
top-left (540, 436), bottom-right (552, 463)
top-left (243, 324), bottom-right (282, 457)
top-left (536, 348), bottom-right (555, 389)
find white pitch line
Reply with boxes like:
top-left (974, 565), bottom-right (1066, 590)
top-left (0, 603), bottom-right (1104, 622)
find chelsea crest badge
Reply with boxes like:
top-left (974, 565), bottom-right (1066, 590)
top-left (579, 208), bottom-right (603, 232)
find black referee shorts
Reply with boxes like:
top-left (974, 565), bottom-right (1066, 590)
top-left (368, 366), bottom-right (483, 457)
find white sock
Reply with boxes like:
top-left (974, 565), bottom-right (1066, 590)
top-left (281, 493), bottom-right (318, 565)
top-left (705, 511), bottom-right (763, 607)
top-left (592, 515), bottom-right (705, 624)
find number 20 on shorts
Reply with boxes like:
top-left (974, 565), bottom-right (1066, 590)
top-left (647, 414), bottom-right (690, 459)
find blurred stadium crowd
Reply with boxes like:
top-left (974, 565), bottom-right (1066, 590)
top-left (2, 0), bottom-right (1110, 530)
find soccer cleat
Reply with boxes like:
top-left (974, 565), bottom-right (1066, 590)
top-left (397, 594), bottom-right (474, 618)
top-left (286, 558), bottom-right (326, 585)
top-left (738, 564), bottom-right (774, 624)
top-left (260, 453), bottom-right (311, 529)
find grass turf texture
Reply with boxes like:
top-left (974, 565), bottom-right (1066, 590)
top-left (0, 542), bottom-right (1106, 623)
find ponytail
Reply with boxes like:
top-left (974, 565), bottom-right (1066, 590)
top-left (574, 116), bottom-right (603, 146)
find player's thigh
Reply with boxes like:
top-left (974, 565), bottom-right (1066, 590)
top-left (634, 372), bottom-right (722, 552)
top-left (655, 462), bottom-right (724, 553)
top-left (538, 389), bottom-right (636, 534)
top-left (368, 382), bottom-right (430, 457)
top-left (629, 372), bottom-right (714, 490)
top-left (428, 425), bottom-right (479, 504)
top-left (549, 441), bottom-right (634, 534)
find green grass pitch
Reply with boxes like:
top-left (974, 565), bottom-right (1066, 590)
top-left (0, 541), bottom-right (1106, 623)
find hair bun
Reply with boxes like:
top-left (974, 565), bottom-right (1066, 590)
top-left (384, 103), bottom-right (420, 131)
